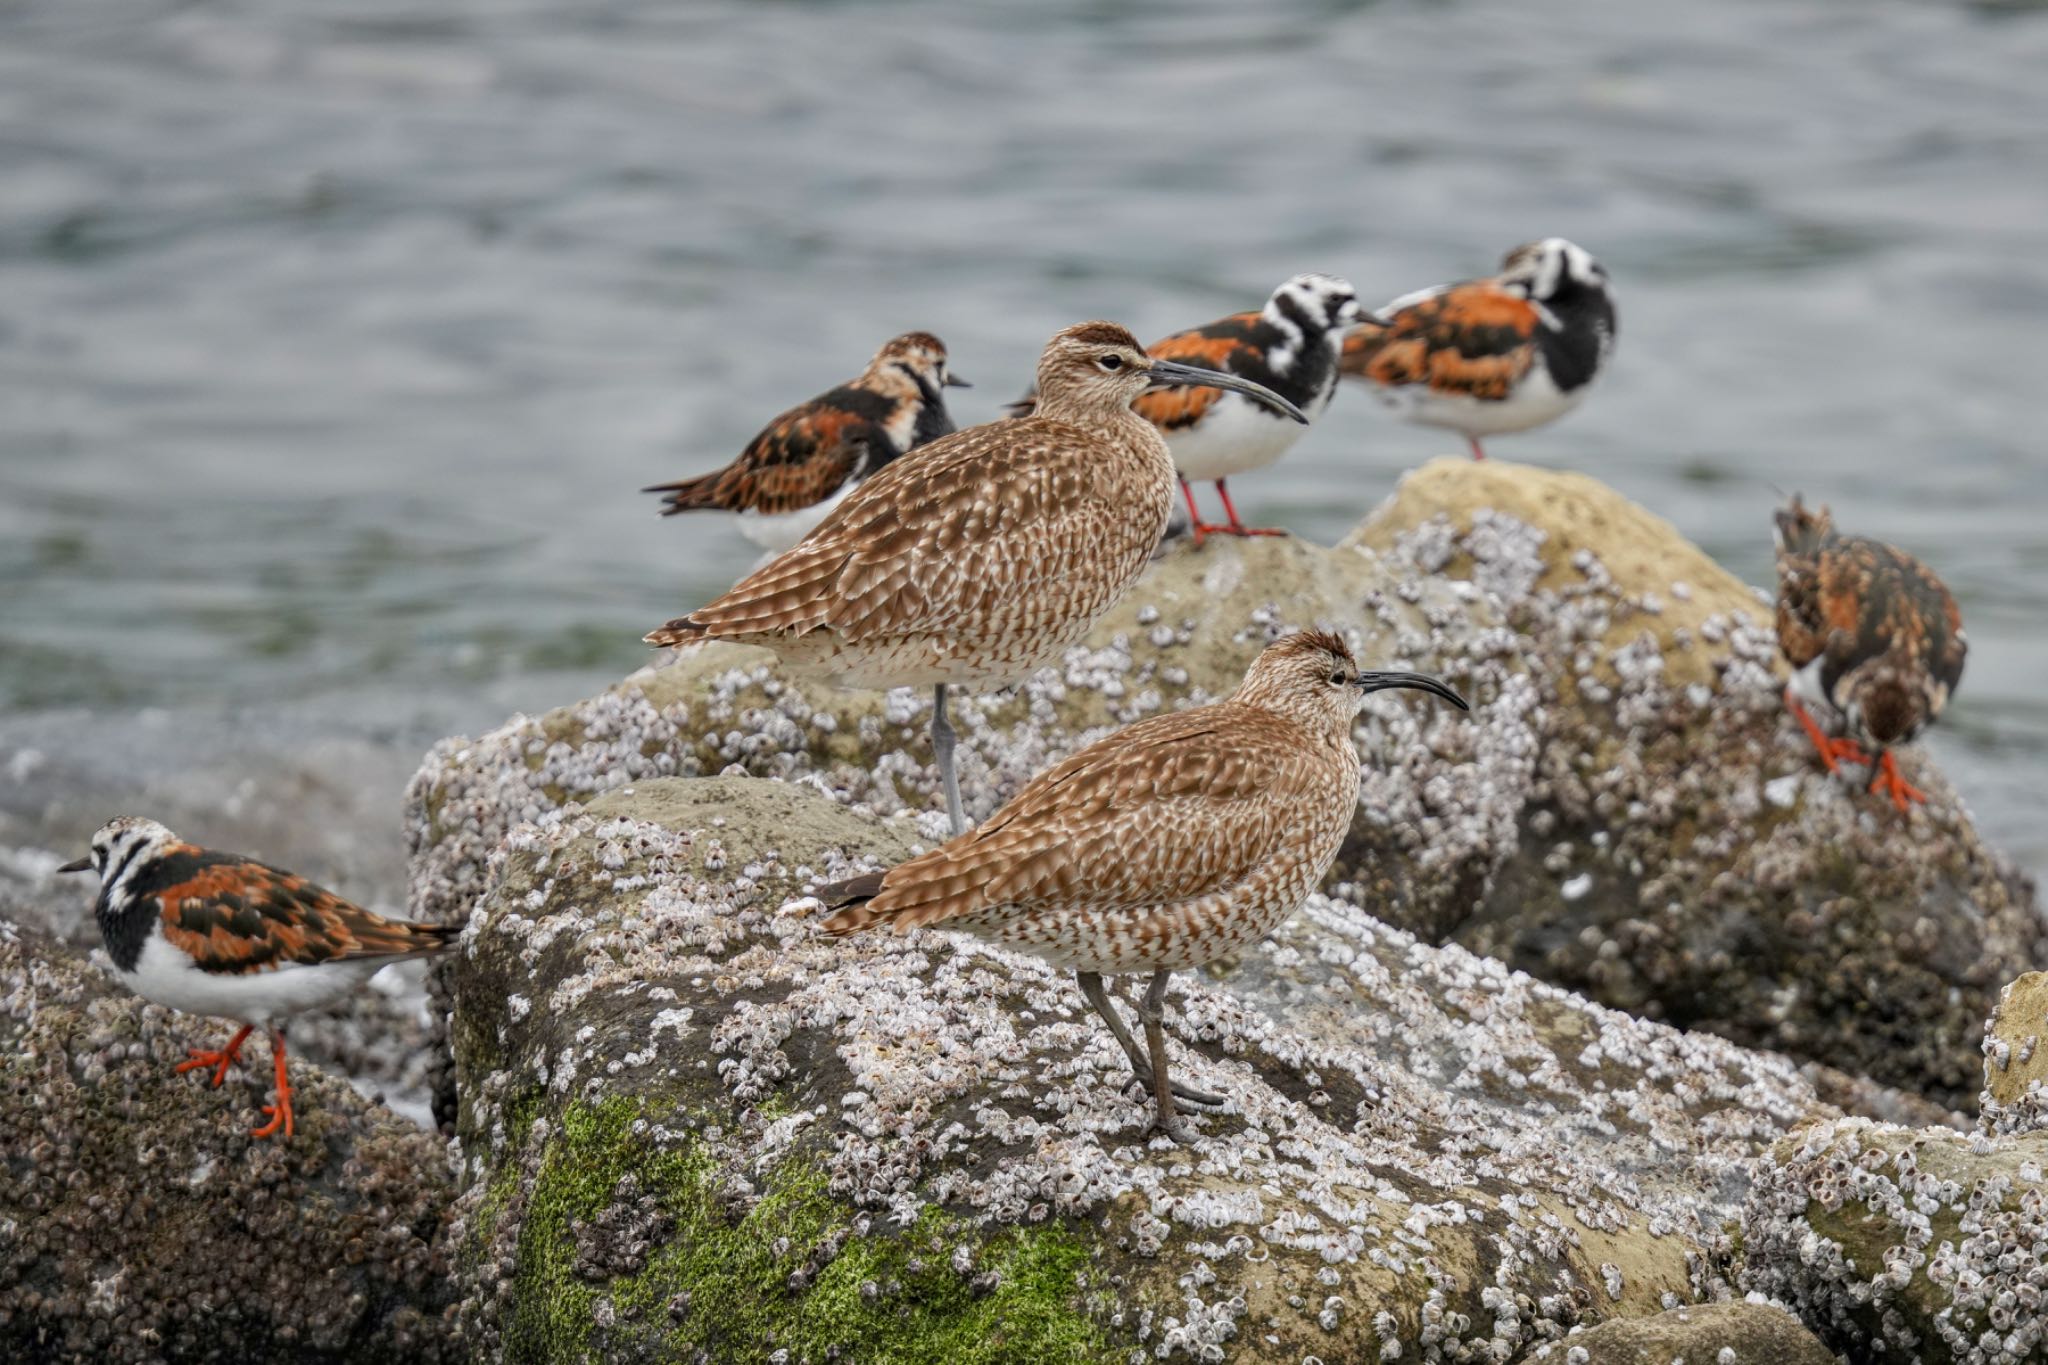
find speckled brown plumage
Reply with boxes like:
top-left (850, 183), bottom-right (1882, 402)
top-left (1773, 494), bottom-right (1966, 812)
top-left (646, 321), bottom-right (1309, 834)
top-left (642, 332), bottom-right (963, 552)
top-left (818, 630), bottom-right (1466, 1136)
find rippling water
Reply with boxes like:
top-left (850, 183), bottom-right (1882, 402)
top-left (5, 0), bottom-right (2048, 885)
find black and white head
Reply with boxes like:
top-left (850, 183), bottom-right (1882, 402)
top-left (1264, 273), bottom-right (1378, 340)
top-left (865, 331), bottom-right (969, 404)
top-left (1498, 238), bottom-right (1609, 305)
top-left (58, 815), bottom-right (180, 901)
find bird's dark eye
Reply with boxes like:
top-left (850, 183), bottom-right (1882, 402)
top-left (1329, 671), bottom-right (1346, 685)
top-left (1097, 354), bottom-right (1123, 371)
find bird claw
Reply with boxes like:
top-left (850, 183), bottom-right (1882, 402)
top-left (1869, 754), bottom-right (1928, 813)
top-left (251, 1098), bottom-right (295, 1140)
top-left (1150, 1113), bottom-right (1200, 1146)
top-left (1124, 1069), bottom-right (1226, 1109)
top-left (1816, 735), bottom-right (1871, 776)
top-left (175, 1048), bottom-right (238, 1087)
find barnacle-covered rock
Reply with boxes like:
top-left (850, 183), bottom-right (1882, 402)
top-left (1516, 1299), bottom-right (1835, 1363)
top-left (1739, 1116), bottom-right (2048, 1362)
top-left (440, 775), bottom-right (1842, 1362)
top-left (409, 460), bottom-right (2038, 1109)
top-left (1348, 460), bottom-right (2043, 1108)
top-left (0, 919), bottom-right (456, 1363)
top-left (1980, 972), bottom-right (2048, 1137)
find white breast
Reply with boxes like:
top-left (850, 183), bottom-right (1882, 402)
top-left (115, 931), bottom-right (387, 1030)
top-left (1168, 389), bottom-right (1326, 483)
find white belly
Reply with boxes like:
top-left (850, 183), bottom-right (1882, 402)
top-left (733, 483), bottom-right (856, 555)
top-left (1789, 654), bottom-right (1832, 713)
top-left (117, 933), bottom-right (387, 1029)
top-left (1376, 364), bottom-right (1585, 438)
top-left (1168, 392), bottom-right (1316, 482)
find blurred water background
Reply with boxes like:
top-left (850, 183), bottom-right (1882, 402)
top-left (5, 0), bottom-right (2048, 915)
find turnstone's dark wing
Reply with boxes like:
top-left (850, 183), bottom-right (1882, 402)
top-left (1130, 313), bottom-right (1266, 433)
top-left (1812, 537), bottom-right (1966, 698)
top-left (137, 847), bottom-right (456, 975)
top-left (644, 391), bottom-right (893, 518)
top-left (1340, 281), bottom-right (1540, 400)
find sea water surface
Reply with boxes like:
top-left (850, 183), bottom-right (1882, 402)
top-left (4, 0), bottom-right (2048, 904)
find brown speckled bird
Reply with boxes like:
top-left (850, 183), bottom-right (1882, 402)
top-left (58, 816), bottom-right (457, 1139)
top-left (644, 322), bottom-right (1308, 835)
top-left (1340, 238), bottom-right (1615, 461)
top-left (1773, 495), bottom-right (1966, 812)
top-left (815, 630), bottom-right (1466, 1138)
top-left (642, 331), bottom-right (968, 556)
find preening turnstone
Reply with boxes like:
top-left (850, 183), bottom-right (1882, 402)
top-left (817, 630), bottom-right (1465, 1139)
top-left (646, 322), bottom-right (1308, 835)
top-left (643, 331), bottom-right (968, 555)
top-left (1010, 275), bottom-right (1374, 545)
top-left (1773, 496), bottom-right (1966, 812)
top-left (58, 816), bottom-right (458, 1139)
top-left (1340, 238), bottom-right (1615, 460)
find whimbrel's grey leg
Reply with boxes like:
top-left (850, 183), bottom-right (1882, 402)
top-left (1138, 969), bottom-right (1195, 1139)
top-left (1075, 971), bottom-right (1222, 1107)
top-left (931, 683), bottom-right (966, 835)
top-left (1073, 970), bottom-right (1212, 1113)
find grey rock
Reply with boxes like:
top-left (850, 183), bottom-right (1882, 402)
top-left (0, 919), bottom-right (457, 1362)
top-left (1518, 1301), bottom-right (1837, 1363)
top-left (1740, 1116), bottom-right (2048, 1362)
top-left (434, 774), bottom-right (1840, 1362)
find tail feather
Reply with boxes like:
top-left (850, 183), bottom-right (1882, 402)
top-left (644, 617), bottom-right (711, 648)
top-left (643, 472), bottom-right (730, 516)
top-left (817, 870), bottom-right (888, 936)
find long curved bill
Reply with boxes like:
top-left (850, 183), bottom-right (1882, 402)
top-left (1144, 357), bottom-right (1309, 425)
top-left (1355, 671), bottom-right (1469, 709)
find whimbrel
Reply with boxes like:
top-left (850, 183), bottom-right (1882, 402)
top-left (645, 321), bottom-right (1308, 834)
top-left (817, 629), bottom-right (1466, 1137)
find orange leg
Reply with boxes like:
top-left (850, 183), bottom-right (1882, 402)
top-left (1784, 686), bottom-right (1868, 776)
top-left (175, 1023), bottom-right (254, 1088)
top-left (250, 1030), bottom-right (295, 1140)
top-left (1213, 480), bottom-right (1287, 538)
top-left (1468, 436), bottom-right (1487, 461)
top-left (1178, 477), bottom-right (1214, 550)
top-left (1868, 751), bottom-right (1928, 813)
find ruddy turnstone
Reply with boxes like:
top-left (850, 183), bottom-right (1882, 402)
top-left (1340, 238), bottom-right (1615, 460)
top-left (1011, 275), bottom-right (1374, 546)
top-left (643, 331), bottom-right (968, 555)
top-left (1772, 495), bottom-right (1966, 812)
top-left (817, 630), bottom-right (1465, 1138)
top-left (58, 816), bottom-right (458, 1139)
top-left (645, 322), bottom-right (1308, 835)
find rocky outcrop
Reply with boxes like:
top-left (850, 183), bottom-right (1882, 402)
top-left (1518, 1301), bottom-right (1836, 1363)
top-left (437, 774), bottom-right (1839, 1362)
top-left (0, 920), bottom-right (457, 1363)
top-left (1980, 971), bottom-right (2048, 1136)
top-left (407, 459), bottom-right (2042, 1108)
top-left (1345, 460), bottom-right (2042, 1110)
top-left (1739, 1116), bottom-right (2048, 1362)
